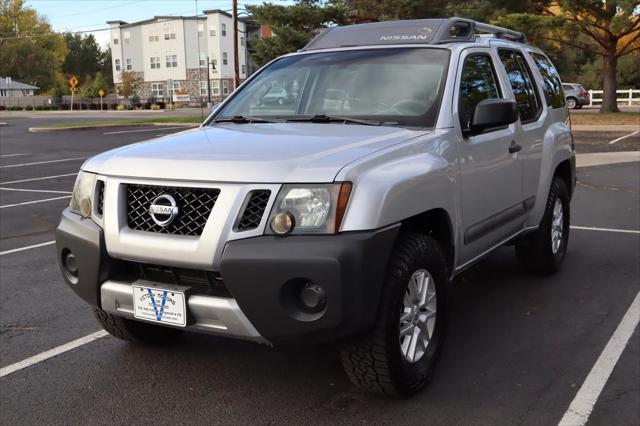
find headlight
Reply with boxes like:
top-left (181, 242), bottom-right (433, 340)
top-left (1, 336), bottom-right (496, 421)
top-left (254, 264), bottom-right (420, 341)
top-left (69, 171), bottom-right (96, 218)
top-left (266, 183), bottom-right (352, 235)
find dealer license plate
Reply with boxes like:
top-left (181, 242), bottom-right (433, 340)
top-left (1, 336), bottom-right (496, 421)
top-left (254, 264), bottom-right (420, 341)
top-left (132, 285), bottom-right (187, 327)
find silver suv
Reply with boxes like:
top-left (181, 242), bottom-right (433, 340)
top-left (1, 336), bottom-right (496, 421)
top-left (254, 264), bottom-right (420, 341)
top-left (56, 18), bottom-right (575, 397)
top-left (562, 82), bottom-right (590, 109)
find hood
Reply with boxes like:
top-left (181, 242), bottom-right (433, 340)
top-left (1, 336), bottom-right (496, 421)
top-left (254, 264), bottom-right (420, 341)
top-left (82, 123), bottom-right (424, 183)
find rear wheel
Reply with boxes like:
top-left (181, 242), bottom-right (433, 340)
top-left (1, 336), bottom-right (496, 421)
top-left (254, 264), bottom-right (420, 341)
top-left (340, 233), bottom-right (447, 397)
top-left (515, 176), bottom-right (570, 275)
top-left (566, 97), bottom-right (577, 109)
top-left (94, 308), bottom-right (183, 345)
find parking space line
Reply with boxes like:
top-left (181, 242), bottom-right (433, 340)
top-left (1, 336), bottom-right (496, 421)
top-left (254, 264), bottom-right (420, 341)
top-left (0, 187), bottom-right (72, 194)
top-left (0, 153), bottom-right (29, 158)
top-left (571, 225), bottom-right (640, 235)
top-left (609, 130), bottom-right (639, 145)
top-left (0, 173), bottom-right (77, 185)
top-left (0, 157), bottom-right (85, 169)
top-left (103, 126), bottom-right (190, 135)
top-left (0, 195), bottom-right (71, 209)
top-left (0, 241), bottom-right (55, 256)
top-left (0, 330), bottom-right (108, 378)
top-left (558, 291), bottom-right (640, 426)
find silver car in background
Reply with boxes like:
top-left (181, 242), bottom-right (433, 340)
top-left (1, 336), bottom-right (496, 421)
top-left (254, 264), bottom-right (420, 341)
top-left (562, 83), bottom-right (590, 109)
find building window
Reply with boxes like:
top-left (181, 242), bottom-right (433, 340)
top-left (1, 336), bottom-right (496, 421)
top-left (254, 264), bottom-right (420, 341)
top-left (125, 58), bottom-right (132, 71)
top-left (165, 55), bottom-right (178, 68)
top-left (151, 83), bottom-right (163, 97)
top-left (168, 81), bottom-right (181, 98)
top-left (241, 65), bottom-right (245, 74)
top-left (199, 52), bottom-right (206, 67)
top-left (148, 34), bottom-right (159, 42)
top-left (221, 23), bottom-right (226, 36)
top-left (222, 80), bottom-right (229, 95)
top-left (211, 80), bottom-right (219, 95)
top-left (164, 33), bottom-right (176, 40)
top-left (241, 37), bottom-right (245, 46)
top-left (198, 23), bottom-right (204, 37)
top-left (123, 31), bottom-right (130, 44)
top-left (200, 81), bottom-right (208, 96)
top-left (150, 57), bottom-right (160, 69)
top-left (209, 29), bottom-right (215, 37)
top-left (222, 52), bottom-right (228, 65)
top-left (115, 59), bottom-right (121, 71)
top-left (113, 38), bottom-right (119, 45)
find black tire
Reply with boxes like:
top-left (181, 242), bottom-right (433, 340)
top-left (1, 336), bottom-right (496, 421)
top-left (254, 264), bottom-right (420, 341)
top-left (575, 104), bottom-right (583, 109)
top-left (94, 308), bottom-right (183, 345)
top-left (340, 233), bottom-right (448, 397)
top-left (515, 176), bottom-right (570, 275)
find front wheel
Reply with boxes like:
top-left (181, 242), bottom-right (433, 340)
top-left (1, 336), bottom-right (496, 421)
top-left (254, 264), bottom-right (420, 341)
top-left (340, 233), bottom-right (448, 397)
top-left (515, 176), bottom-right (570, 274)
top-left (94, 308), bottom-right (183, 345)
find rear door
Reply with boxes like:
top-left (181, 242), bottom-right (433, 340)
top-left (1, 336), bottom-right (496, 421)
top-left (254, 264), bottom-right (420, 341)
top-left (494, 46), bottom-right (546, 206)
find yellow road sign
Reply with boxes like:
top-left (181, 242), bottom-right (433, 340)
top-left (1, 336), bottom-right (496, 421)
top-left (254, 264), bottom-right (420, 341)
top-left (98, 89), bottom-right (105, 97)
top-left (69, 75), bottom-right (79, 88)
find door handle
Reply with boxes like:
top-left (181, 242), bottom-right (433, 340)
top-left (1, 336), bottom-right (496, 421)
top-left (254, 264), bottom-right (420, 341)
top-left (509, 141), bottom-right (522, 154)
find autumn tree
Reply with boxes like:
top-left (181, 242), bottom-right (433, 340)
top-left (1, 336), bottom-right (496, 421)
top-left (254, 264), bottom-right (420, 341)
top-left (0, 0), bottom-right (67, 92)
top-left (498, 1), bottom-right (640, 112)
top-left (117, 71), bottom-right (143, 98)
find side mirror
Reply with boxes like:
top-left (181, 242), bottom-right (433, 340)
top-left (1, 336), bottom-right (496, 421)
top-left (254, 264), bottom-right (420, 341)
top-left (470, 99), bottom-right (518, 134)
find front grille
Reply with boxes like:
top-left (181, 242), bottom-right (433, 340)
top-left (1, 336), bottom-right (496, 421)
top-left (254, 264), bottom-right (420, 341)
top-left (127, 184), bottom-right (219, 236)
top-left (236, 190), bottom-right (271, 231)
top-left (137, 263), bottom-right (231, 298)
top-left (96, 180), bottom-right (105, 216)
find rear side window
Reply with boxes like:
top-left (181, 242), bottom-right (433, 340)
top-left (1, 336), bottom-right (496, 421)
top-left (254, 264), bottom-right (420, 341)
top-left (532, 53), bottom-right (565, 108)
top-left (498, 49), bottom-right (542, 123)
top-left (459, 54), bottom-right (501, 132)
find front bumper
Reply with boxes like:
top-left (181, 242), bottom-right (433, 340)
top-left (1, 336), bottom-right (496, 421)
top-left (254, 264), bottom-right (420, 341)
top-left (56, 208), bottom-right (399, 345)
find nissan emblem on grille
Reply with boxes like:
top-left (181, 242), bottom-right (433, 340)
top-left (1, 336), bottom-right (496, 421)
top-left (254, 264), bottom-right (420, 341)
top-left (149, 194), bottom-right (179, 226)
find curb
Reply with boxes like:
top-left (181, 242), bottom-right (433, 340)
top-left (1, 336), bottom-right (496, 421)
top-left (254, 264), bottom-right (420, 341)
top-left (28, 122), bottom-right (198, 133)
top-left (576, 151), bottom-right (640, 168)
top-left (572, 124), bottom-right (639, 132)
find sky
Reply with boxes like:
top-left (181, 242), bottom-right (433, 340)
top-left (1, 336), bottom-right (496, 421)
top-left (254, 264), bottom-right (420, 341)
top-left (26, 0), bottom-right (296, 48)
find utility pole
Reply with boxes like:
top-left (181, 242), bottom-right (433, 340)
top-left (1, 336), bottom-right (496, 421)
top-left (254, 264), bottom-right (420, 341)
top-left (232, 0), bottom-right (240, 89)
top-left (206, 56), bottom-right (212, 105)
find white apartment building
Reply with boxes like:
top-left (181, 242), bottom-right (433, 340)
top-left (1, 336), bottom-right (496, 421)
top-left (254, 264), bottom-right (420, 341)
top-left (108, 10), bottom-right (255, 103)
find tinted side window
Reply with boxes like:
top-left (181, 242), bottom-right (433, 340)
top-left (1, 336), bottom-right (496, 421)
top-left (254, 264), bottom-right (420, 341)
top-left (532, 53), bottom-right (565, 108)
top-left (459, 54), bottom-right (501, 132)
top-left (498, 49), bottom-right (542, 122)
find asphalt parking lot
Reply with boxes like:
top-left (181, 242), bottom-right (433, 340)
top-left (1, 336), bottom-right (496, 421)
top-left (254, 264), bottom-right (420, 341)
top-left (0, 116), bottom-right (638, 425)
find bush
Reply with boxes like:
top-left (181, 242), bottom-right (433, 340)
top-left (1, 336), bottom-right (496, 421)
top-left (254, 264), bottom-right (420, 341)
top-left (9, 106), bottom-right (22, 111)
top-left (150, 104), bottom-right (160, 110)
top-left (116, 104), bottom-right (126, 111)
top-left (0, 106), bottom-right (5, 111)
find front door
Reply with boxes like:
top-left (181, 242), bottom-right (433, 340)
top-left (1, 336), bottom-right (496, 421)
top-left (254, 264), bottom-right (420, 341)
top-left (454, 49), bottom-right (524, 265)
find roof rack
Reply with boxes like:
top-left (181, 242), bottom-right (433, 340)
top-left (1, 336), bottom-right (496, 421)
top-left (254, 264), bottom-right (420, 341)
top-left (301, 17), bottom-right (527, 51)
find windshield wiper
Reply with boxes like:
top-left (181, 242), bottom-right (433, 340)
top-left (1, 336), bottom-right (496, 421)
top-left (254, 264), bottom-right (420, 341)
top-left (213, 115), bottom-right (280, 124)
top-left (287, 114), bottom-right (382, 126)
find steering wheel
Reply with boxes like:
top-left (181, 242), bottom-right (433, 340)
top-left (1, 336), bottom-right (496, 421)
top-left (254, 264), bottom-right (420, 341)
top-left (388, 99), bottom-right (429, 115)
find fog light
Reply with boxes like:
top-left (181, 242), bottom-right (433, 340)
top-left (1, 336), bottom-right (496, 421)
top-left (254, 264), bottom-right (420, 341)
top-left (300, 283), bottom-right (326, 312)
top-left (65, 252), bottom-right (78, 275)
top-left (80, 198), bottom-right (92, 218)
top-left (271, 211), bottom-right (295, 235)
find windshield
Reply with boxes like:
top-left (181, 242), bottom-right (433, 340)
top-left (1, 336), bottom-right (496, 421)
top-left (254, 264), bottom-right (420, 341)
top-left (212, 48), bottom-right (450, 128)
